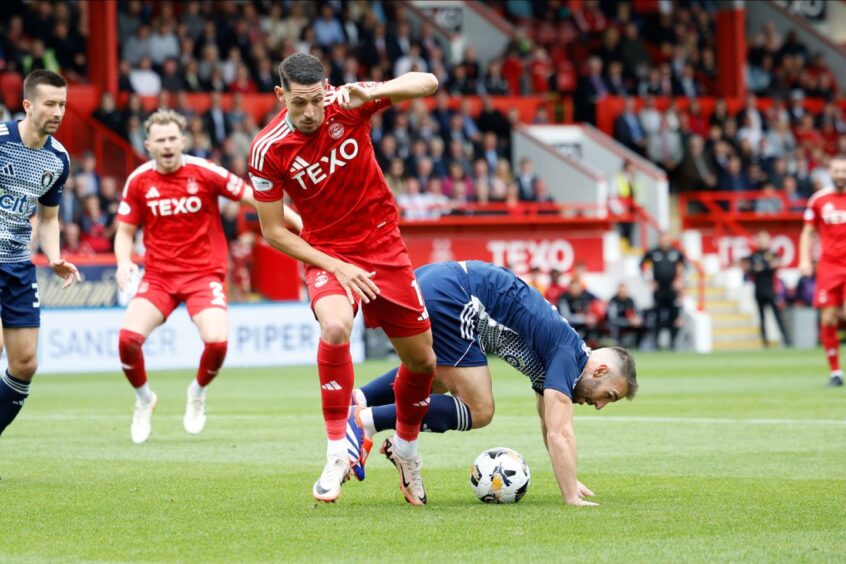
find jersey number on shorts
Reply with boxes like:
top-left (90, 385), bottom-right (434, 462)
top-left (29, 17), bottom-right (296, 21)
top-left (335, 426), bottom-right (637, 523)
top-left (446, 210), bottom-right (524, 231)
top-left (210, 281), bottom-right (226, 307)
top-left (410, 279), bottom-right (429, 320)
top-left (32, 283), bottom-right (40, 308)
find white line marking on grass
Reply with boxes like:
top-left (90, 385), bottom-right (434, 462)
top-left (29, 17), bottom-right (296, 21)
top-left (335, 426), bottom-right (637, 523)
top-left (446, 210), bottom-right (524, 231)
top-left (574, 416), bottom-right (846, 426)
top-left (21, 414), bottom-right (846, 426)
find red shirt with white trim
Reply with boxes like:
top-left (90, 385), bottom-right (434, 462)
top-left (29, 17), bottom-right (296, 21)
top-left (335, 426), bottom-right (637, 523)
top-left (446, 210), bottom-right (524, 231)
top-left (118, 155), bottom-right (245, 276)
top-left (248, 84), bottom-right (397, 253)
top-left (804, 187), bottom-right (846, 265)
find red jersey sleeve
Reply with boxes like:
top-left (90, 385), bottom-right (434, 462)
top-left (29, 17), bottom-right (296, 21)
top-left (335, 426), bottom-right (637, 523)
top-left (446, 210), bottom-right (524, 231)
top-left (194, 157), bottom-right (245, 201)
top-left (248, 144), bottom-right (286, 203)
top-left (117, 172), bottom-right (143, 226)
top-left (332, 82), bottom-right (392, 120)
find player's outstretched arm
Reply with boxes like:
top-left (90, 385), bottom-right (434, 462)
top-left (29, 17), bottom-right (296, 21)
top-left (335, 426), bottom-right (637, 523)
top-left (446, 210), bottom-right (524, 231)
top-left (37, 203), bottom-right (80, 289)
top-left (234, 186), bottom-right (303, 235)
top-left (542, 389), bottom-right (598, 507)
top-left (255, 200), bottom-right (379, 304)
top-left (338, 72), bottom-right (438, 108)
top-left (114, 221), bottom-right (139, 291)
top-left (798, 223), bottom-right (816, 277)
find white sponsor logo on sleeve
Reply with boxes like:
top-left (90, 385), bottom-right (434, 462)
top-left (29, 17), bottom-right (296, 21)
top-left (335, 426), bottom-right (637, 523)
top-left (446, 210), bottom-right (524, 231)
top-left (249, 173), bottom-right (274, 192)
top-left (118, 201), bottom-right (131, 215)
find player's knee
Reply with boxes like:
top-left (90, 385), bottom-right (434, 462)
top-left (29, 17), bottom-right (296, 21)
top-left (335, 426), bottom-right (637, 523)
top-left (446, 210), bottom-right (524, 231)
top-left (470, 399), bottom-right (494, 429)
top-left (9, 355), bottom-right (37, 379)
top-left (320, 319), bottom-right (352, 344)
top-left (821, 310), bottom-right (839, 326)
top-left (403, 349), bottom-right (437, 374)
top-left (118, 329), bottom-right (145, 358)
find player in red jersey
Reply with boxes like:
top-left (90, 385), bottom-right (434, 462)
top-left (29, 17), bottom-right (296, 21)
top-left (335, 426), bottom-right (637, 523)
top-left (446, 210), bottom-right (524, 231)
top-left (799, 155), bottom-right (846, 387)
top-left (248, 53), bottom-right (439, 504)
top-left (115, 110), bottom-right (302, 443)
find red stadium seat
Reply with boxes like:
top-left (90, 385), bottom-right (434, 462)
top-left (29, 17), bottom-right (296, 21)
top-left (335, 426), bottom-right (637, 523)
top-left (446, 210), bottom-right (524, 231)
top-left (0, 72), bottom-right (23, 111)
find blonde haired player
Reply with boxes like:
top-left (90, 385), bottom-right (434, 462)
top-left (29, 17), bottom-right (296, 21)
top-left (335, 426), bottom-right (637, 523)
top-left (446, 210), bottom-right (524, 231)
top-left (115, 109), bottom-right (302, 443)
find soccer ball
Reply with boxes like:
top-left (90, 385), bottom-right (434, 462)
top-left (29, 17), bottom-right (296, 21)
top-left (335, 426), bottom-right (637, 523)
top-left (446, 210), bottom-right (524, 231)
top-left (469, 447), bottom-right (530, 503)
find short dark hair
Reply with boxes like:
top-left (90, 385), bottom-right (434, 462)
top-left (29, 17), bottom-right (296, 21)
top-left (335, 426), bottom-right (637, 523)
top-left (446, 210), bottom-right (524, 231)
top-left (608, 346), bottom-right (638, 399)
top-left (23, 70), bottom-right (67, 101)
top-left (278, 53), bottom-right (324, 91)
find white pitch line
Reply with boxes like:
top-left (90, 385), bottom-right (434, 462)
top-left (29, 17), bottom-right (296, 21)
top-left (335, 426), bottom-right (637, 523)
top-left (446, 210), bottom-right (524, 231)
top-left (574, 415), bottom-right (846, 426)
top-left (18, 414), bottom-right (846, 426)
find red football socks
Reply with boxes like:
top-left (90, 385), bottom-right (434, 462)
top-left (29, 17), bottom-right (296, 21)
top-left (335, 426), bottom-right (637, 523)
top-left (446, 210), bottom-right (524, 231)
top-left (394, 364), bottom-right (434, 441)
top-left (317, 339), bottom-right (354, 440)
top-left (118, 329), bottom-right (147, 388)
top-left (821, 324), bottom-right (840, 373)
top-left (196, 341), bottom-right (228, 387)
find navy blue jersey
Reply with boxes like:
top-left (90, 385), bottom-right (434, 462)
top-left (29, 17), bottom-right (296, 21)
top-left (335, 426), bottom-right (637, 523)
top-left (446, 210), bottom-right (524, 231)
top-left (0, 121), bottom-right (69, 263)
top-left (416, 261), bottom-right (590, 398)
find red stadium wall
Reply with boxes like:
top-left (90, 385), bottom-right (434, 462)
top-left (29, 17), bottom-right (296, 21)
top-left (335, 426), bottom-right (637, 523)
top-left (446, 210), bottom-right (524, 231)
top-left (400, 218), bottom-right (608, 275)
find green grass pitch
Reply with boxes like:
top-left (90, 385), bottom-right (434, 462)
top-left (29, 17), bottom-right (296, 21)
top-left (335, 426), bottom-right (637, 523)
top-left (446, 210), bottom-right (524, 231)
top-left (1, 350), bottom-right (844, 563)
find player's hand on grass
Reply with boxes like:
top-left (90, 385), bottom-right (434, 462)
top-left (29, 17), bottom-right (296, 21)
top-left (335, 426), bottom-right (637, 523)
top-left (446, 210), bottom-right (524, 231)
top-left (51, 259), bottom-right (81, 289)
top-left (116, 262), bottom-right (139, 291)
top-left (337, 83), bottom-right (372, 110)
top-left (332, 261), bottom-right (380, 304)
top-left (577, 481), bottom-right (595, 498)
top-left (566, 496), bottom-right (599, 507)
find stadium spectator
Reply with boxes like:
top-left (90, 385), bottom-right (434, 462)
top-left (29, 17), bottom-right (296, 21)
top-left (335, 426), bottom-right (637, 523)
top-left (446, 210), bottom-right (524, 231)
top-left (740, 231), bottom-right (790, 347)
top-left (647, 115), bottom-right (684, 173)
top-left (575, 56), bottom-right (608, 124)
top-left (755, 184), bottom-right (784, 215)
top-left (92, 92), bottom-right (125, 137)
top-left (610, 160), bottom-right (638, 244)
top-left (606, 283), bottom-right (645, 349)
top-left (126, 116), bottom-right (147, 156)
top-left (677, 135), bottom-right (717, 193)
top-left (481, 60), bottom-right (509, 96)
top-left (614, 97), bottom-right (647, 155)
top-left (159, 58), bottom-right (186, 93)
top-left (515, 157), bottom-right (538, 201)
top-left (149, 20), bottom-right (180, 66)
top-left (129, 56), bottom-right (162, 96)
top-left (122, 24), bottom-right (153, 66)
top-left (203, 91), bottom-right (231, 147)
top-left (558, 280), bottom-right (601, 345)
top-left (75, 153), bottom-right (101, 197)
top-left (79, 195), bottom-right (113, 254)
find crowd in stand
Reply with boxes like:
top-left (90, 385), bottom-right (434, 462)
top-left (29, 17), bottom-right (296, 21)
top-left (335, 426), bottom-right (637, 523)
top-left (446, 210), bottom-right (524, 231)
top-left (0, 0), bottom-right (836, 309)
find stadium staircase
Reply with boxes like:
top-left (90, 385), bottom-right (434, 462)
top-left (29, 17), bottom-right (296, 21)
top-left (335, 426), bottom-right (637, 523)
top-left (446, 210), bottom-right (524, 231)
top-left (687, 271), bottom-right (764, 351)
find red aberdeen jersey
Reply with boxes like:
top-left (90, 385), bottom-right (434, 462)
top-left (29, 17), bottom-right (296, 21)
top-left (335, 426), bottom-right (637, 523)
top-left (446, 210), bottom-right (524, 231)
top-left (248, 84), bottom-right (397, 253)
top-left (118, 155), bottom-right (245, 276)
top-left (805, 187), bottom-right (846, 264)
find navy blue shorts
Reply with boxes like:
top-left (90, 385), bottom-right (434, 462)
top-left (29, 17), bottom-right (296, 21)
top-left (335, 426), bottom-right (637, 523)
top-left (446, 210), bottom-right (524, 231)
top-left (0, 262), bottom-right (40, 328)
top-left (416, 262), bottom-right (487, 367)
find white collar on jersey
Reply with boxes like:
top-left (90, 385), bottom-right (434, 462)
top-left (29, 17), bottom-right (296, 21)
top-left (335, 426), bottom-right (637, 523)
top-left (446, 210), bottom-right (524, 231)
top-left (284, 113), bottom-right (296, 132)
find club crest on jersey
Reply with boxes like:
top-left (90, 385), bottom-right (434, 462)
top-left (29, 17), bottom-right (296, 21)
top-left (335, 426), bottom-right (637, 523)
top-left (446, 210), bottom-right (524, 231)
top-left (315, 272), bottom-right (329, 288)
top-left (822, 202), bottom-right (846, 224)
top-left (41, 171), bottom-right (54, 188)
top-left (329, 122), bottom-right (344, 139)
top-left (187, 178), bottom-right (200, 194)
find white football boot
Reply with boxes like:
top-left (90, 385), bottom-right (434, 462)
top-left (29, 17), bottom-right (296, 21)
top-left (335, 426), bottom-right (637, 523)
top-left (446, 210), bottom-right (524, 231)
top-left (130, 392), bottom-right (158, 444)
top-left (312, 456), bottom-right (350, 502)
top-left (183, 387), bottom-right (207, 434)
